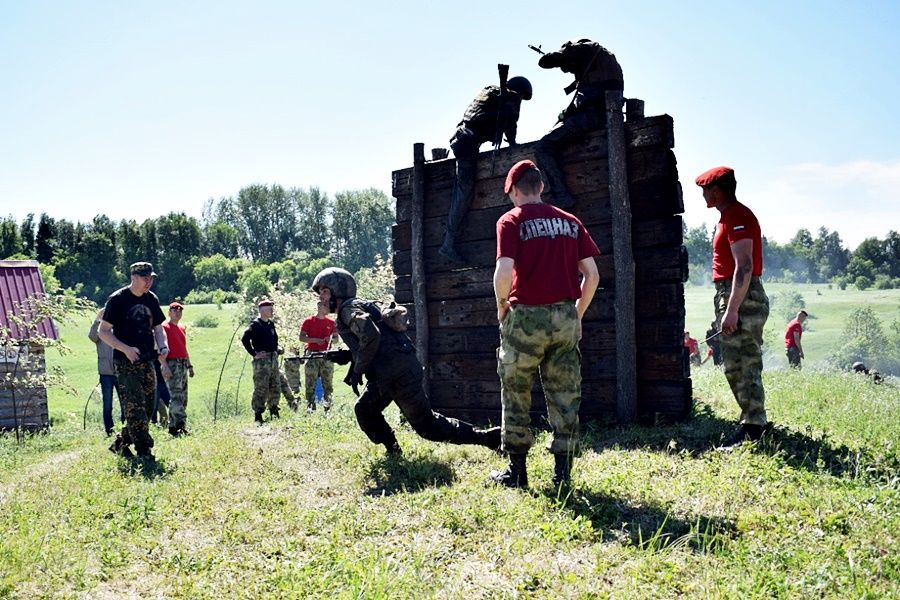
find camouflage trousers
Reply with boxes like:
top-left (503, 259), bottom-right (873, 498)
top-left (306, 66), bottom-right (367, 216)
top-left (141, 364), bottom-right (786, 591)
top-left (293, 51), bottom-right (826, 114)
top-left (304, 357), bottom-right (334, 408)
top-left (714, 277), bottom-right (770, 426)
top-left (251, 354), bottom-right (281, 413)
top-left (114, 358), bottom-right (156, 456)
top-left (165, 358), bottom-right (189, 429)
top-left (498, 302), bottom-right (581, 455)
top-left (283, 357), bottom-right (302, 394)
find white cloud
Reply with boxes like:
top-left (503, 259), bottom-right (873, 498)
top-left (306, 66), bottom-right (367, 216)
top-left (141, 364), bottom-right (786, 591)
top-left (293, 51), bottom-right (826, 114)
top-left (684, 159), bottom-right (900, 250)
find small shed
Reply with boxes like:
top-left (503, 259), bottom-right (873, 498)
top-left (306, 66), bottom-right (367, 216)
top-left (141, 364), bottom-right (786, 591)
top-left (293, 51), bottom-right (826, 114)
top-left (0, 260), bottom-right (56, 430)
top-left (391, 92), bottom-right (690, 426)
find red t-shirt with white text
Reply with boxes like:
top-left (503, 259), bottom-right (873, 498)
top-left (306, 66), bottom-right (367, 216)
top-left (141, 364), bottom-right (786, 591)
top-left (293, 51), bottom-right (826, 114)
top-left (712, 201), bottom-right (763, 282)
top-left (496, 202), bottom-right (600, 306)
top-left (301, 316), bottom-right (336, 352)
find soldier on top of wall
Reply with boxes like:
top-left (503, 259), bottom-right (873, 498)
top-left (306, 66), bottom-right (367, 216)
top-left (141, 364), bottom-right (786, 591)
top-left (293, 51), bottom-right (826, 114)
top-left (534, 38), bottom-right (623, 209)
top-left (439, 74), bottom-right (533, 263)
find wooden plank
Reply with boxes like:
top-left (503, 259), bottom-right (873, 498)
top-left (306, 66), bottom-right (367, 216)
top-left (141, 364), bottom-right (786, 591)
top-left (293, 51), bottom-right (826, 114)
top-left (630, 177), bottom-right (683, 219)
top-left (637, 380), bottom-right (692, 421)
top-left (411, 143), bottom-right (430, 381)
top-left (636, 350), bottom-right (685, 380)
top-left (625, 114), bottom-right (674, 149)
top-left (607, 89), bottom-right (637, 424)
top-left (634, 283), bottom-right (685, 318)
top-left (634, 246), bottom-right (689, 283)
top-left (632, 216), bottom-right (683, 249)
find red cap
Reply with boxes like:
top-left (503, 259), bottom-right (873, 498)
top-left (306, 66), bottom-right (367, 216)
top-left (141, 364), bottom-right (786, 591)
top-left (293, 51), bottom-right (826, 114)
top-left (504, 159), bottom-right (538, 194)
top-left (695, 166), bottom-right (735, 188)
top-left (257, 298), bottom-right (274, 307)
top-left (169, 302), bottom-right (184, 309)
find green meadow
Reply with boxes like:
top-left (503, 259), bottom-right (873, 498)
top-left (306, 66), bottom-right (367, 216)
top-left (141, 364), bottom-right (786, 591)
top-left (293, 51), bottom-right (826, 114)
top-left (0, 296), bottom-right (898, 598)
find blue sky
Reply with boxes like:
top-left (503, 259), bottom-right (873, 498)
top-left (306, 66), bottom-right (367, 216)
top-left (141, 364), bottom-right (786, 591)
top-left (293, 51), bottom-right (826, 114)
top-left (1, 0), bottom-right (898, 248)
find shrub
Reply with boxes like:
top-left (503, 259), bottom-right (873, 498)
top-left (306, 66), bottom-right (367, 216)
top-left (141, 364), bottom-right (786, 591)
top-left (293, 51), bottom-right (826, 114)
top-left (193, 314), bottom-right (220, 328)
top-left (184, 289), bottom-right (241, 305)
top-left (854, 275), bottom-right (873, 291)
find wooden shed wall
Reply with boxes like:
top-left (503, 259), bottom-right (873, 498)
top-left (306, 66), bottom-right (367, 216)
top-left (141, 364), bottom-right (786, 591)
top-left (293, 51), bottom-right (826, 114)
top-left (1, 344), bottom-right (50, 431)
top-left (391, 113), bottom-right (690, 425)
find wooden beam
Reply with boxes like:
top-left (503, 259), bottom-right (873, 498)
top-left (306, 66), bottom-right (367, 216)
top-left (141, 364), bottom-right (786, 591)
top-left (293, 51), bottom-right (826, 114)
top-left (411, 143), bottom-right (429, 393)
top-left (607, 89), bottom-right (637, 424)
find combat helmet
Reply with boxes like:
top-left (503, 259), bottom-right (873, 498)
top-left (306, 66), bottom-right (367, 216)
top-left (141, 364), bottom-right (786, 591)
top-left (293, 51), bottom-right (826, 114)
top-left (312, 267), bottom-right (357, 302)
top-left (506, 76), bottom-right (533, 101)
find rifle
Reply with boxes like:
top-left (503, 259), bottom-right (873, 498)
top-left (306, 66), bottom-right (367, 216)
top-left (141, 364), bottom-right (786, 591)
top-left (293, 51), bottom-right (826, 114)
top-left (527, 44), bottom-right (544, 55)
top-left (298, 349), bottom-right (352, 365)
top-left (490, 63), bottom-right (509, 176)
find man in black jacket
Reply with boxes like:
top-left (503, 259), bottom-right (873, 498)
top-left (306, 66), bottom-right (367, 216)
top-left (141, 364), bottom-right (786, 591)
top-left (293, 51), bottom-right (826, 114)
top-left (241, 298), bottom-right (291, 423)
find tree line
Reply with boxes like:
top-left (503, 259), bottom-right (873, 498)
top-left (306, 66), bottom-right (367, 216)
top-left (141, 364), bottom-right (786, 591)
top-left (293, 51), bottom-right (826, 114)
top-left (684, 224), bottom-right (900, 290)
top-left (0, 184), bottom-right (394, 303)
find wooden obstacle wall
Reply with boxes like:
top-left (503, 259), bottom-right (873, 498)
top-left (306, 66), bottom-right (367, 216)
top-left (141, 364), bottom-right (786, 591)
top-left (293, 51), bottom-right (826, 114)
top-left (391, 97), bottom-right (690, 425)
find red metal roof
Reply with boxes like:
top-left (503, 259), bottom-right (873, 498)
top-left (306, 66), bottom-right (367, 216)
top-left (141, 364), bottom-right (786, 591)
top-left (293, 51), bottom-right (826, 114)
top-left (0, 260), bottom-right (59, 341)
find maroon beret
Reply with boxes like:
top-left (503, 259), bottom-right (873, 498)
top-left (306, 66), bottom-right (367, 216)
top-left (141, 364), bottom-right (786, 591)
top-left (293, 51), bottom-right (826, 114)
top-left (504, 159), bottom-right (538, 194)
top-left (257, 298), bottom-right (274, 307)
top-left (695, 166), bottom-right (735, 187)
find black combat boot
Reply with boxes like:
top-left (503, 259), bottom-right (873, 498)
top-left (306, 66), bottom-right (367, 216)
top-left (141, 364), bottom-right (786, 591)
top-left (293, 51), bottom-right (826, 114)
top-left (306, 402), bottom-right (316, 414)
top-left (720, 423), bottom-right (765, 449)
top-left (489, 454), bottom-right (528, 489)
top-left (552, 453), bottom-right (574, 487)
top-left (270, 406), bottom-right (280, 419)
top-left (108, 434), bottom-right (135, 459)
top-left (384, 440), bottom-right (403, 456)
top-left (254, 411), bottom-right (264, 424)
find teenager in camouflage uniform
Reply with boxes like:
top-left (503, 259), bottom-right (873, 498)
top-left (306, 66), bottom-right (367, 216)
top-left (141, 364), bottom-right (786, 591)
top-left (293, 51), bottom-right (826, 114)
top-left (439, 75), bottom-right (532, 263)
top-left (491, 160), bottom-right (600, 488)
top-left (312, 267), bottom-right (502, 455)
top-left (162, 302), bottom-right (194, 436)
top-left (241, 299), bottom-right (293, 423)
top-left (696, 166), bottom-right (770, 445)
top-left (98, 262), bottom-right (168, 461)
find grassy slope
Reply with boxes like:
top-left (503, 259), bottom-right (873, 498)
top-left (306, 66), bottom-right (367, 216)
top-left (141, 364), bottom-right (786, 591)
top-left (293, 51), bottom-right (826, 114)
top-left (685, 283), bottom-right (900, 369)
top-left (1, 302), bottom-right (898, 598)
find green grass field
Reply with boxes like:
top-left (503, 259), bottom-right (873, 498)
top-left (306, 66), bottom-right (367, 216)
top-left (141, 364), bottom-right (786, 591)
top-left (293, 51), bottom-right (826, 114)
top-left (685, 283), bottom-right (900, 369)
top-left (1, 300), bottom-right (899, 598)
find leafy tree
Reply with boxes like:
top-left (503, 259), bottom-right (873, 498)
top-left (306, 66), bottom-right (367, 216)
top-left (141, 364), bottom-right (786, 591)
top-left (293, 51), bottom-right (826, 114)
top-left (36, 214), bottom-right (56, 263)
top-left (139, 219), bottom-right (159, 266)
top-left (683, 223), bottom-right (713, 285)
top-left (154, 212), bottom-right (201, 301)
top-left (202, 221), bottom-right (240, 258)
top-left (20, 213), bottom-right (35, 258)
top-left (294, 186), bottom-right (334, 256)
top-left (193, 254), bottom-right (243, 292)
top-left (53, 219), bottom-right (79, 257)
top-left (810, 227), bottom-right (849, 281)
top-left (228, 184), bottom-right (298, 262)
top-left (117, 219), bottom-right (143, 277)
top-left (0, 217), bottom-right (23, 259)
top-left (237, 264), bottom-right (271, 302)
top-left (331, 188), bottom-right (394, 273)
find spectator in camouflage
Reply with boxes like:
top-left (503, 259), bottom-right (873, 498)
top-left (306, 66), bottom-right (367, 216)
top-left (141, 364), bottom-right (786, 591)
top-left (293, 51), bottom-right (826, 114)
top-left (696, 166), bottom-right (770, 446)
top-left (162, 302), bottom-right (193, 436)
top-left (491, 160), bottom-right (600, 489)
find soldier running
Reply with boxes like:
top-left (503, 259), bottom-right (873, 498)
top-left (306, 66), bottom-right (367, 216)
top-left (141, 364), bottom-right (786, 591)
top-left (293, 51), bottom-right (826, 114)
top-left (311, 267), bottom-right (501, 455)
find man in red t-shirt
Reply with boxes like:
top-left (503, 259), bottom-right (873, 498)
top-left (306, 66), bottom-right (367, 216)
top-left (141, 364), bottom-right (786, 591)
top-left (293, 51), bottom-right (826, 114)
top-left (784, 310), bottom-right (807, 369)
top-left (684, 331), bottom-right (701, 366)
top-left (696, 166), bottom-right (770, 446)
top-left (299, 300), bottom-right (338, 412)
top-left (162, 302), bottom-right (194, 436)
top-left (490, 159), bottom-right (601, 489)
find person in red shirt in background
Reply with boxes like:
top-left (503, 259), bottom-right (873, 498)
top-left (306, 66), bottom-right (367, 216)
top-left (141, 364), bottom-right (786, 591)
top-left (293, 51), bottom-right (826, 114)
top-left (784, 310), bottom-right (807, 369)
top-left (162, 302), bottom-right (193, 436)
top-left (299, 300), bottom-right (339, 413)
top-left (696, 166), bottom-right (770, 446)
top-left (684, 331), bottom-right (701, 366)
